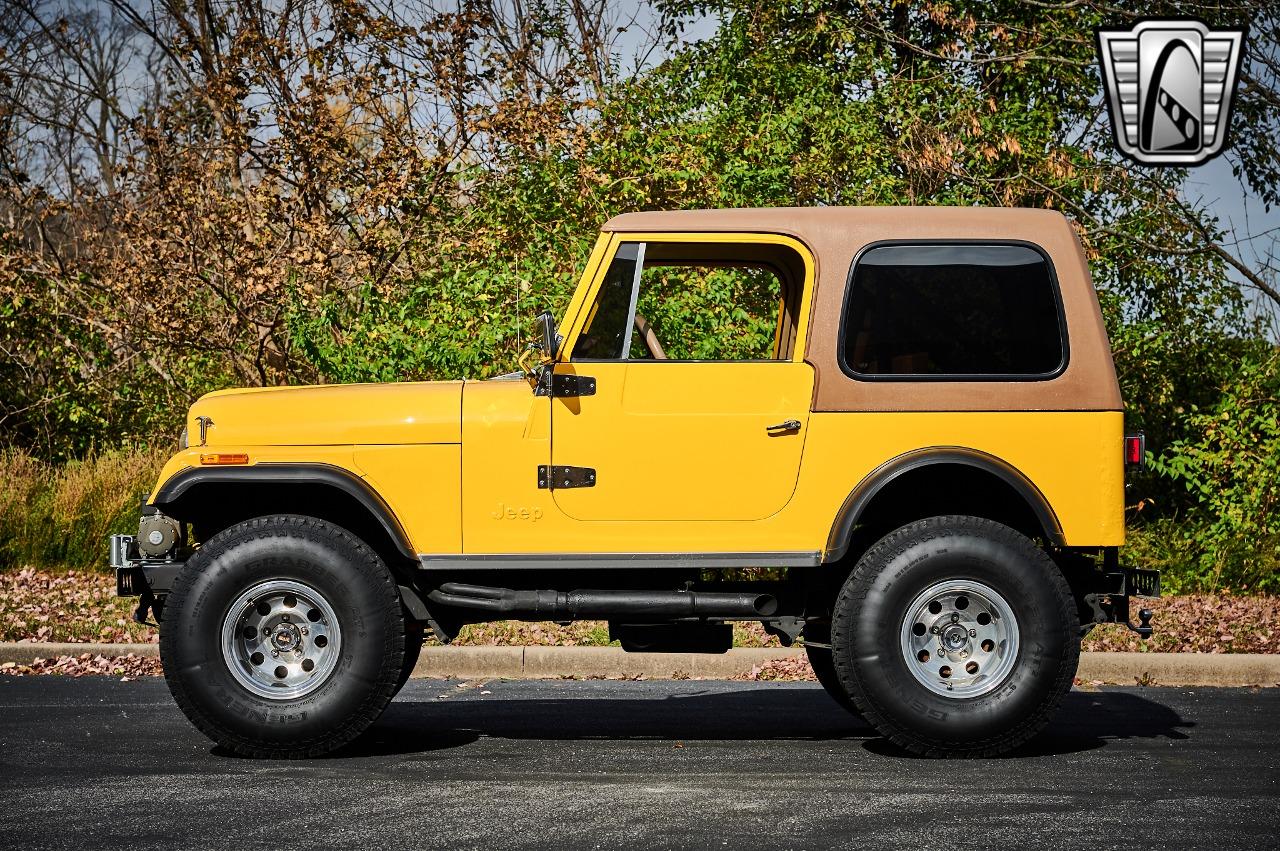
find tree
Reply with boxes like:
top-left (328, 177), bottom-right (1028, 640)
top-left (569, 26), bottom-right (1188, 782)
top-left (0, 0), bottom-right (1276, 587)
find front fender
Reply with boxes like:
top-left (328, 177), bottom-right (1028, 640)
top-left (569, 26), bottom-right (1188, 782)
top-left (151, 459), bottom-right (415, 561)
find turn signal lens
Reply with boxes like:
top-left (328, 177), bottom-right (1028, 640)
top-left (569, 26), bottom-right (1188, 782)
top-left (199, 453), bottom-right (250, 466)
top-left (1124, 434), bottom-right (1145, 468)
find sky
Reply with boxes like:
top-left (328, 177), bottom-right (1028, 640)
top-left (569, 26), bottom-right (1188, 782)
top-left (1186, 156), bottom-right (1280, 328)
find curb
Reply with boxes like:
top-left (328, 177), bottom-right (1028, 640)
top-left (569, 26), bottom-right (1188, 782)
top-left (0, 643), bottom-right (160, 662)
top-left (1074, 651), bottom-right (1280, 687)
top-left (2, 643), bottom-right (1278, 687)
top-left (454, 646), bottom-right (801, 680)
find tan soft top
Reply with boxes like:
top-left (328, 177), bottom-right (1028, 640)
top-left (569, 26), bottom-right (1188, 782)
top-left (604, 206), bottom-right (1121, 412)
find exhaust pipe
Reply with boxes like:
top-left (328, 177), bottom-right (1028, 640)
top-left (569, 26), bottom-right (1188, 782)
top-left (427, 582), bottom-right (779, 620)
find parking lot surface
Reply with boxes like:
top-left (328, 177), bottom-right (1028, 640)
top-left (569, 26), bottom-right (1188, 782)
top-left (1, 677), bottom-right (1277, 849)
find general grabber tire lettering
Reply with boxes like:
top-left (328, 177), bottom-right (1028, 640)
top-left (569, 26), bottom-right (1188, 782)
top-left (830, 516), bottom-right (1079, 757)
top-left (160, 515), bottom-right (405, 758)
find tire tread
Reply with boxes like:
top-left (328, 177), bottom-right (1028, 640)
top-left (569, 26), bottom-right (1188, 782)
top-left (831, 515), bottom-right (1079, 758)
top-left (161, 514), bottom-right (405, 758)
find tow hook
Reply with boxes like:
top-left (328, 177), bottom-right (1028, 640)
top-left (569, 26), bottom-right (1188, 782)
top-left (1126, 607), bottom-right (1155, 638)
top-left (1108, 598), bottom-right (1154, 638)
top-left (1089, 593), bottom-right (1155, 639)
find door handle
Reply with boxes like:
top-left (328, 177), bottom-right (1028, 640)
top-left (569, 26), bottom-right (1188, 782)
top-left (766, 419), bottom-right (802, 434)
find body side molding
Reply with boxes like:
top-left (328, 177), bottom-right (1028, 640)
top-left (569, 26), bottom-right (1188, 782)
top-left (824, 447), bottom-right (1065, 562)
top-left (419, 551), bottom-right (823, 570)
top-left (152, 462), bottom-right (416, 561)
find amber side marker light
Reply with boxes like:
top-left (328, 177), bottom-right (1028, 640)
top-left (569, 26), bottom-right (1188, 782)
top-left (1123, 433), bottom-right (1145, 469)
top-left (200, 453), bottom-right (250, 466)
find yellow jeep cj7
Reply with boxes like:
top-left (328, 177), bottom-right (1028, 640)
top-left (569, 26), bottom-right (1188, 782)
top-left (113, 206), bottom-right (1158, 758)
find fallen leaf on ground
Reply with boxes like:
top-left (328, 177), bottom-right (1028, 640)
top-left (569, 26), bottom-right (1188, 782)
top-left (0, 653), bottom-right (162, 678)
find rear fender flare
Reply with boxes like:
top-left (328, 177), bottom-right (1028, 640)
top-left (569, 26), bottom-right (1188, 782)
top-left (824, 447), bottom-right (1065, 562)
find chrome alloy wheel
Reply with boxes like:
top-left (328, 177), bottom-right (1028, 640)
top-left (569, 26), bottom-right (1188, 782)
top-left (220, 579), bottom-right (342, 700)
top-left (899, 579), bottom-right (1020, 698)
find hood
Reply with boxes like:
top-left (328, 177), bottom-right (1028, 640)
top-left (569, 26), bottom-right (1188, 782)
top-left (189, 381), bottom-right (463, 446)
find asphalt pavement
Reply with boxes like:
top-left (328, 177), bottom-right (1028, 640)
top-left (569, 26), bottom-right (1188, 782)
top-left (0, 677), bottom-right (1277, 849)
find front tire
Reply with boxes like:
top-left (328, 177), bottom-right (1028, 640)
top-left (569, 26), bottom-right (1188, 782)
top-left (831, 516), bottom-right (1079, 757)
top-left (160, 514), bottom-right (405, 758)
top-left (395, 619), bottom-right (425, 694)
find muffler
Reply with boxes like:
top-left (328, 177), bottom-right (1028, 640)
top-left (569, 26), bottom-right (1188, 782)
top-left (427, 582), bottom-right (779, 620)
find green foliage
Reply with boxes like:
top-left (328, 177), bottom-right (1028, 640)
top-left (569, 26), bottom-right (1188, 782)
top-left (1146, 351), bottom-right (1280, 592)
top-left (634, 266), bottom-right (781, 360)
top-left (286, 179), bottom-right (601, 383)
top-left (0, 259), bottom-right (240, 460)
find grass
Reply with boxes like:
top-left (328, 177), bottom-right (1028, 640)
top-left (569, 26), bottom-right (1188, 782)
top-left (0, 443), bottom-right (1274, 650)
top-left (1125, 516), bottom-right (1280, 596)
top-left (0, 448), bottom-right (167, 572)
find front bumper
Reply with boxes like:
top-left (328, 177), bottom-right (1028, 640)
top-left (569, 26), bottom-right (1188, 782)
top-left (110, 534), bottom-right (182, 622)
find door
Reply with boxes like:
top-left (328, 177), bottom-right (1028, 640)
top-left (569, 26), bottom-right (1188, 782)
top-left (549, 234), bottom-right (815, 522)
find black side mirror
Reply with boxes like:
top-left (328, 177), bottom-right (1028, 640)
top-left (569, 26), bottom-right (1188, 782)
top-left (537, 310), bottom-right (557, 363)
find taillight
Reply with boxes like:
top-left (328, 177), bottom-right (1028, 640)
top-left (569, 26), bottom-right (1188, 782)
top-left (1124, 433), bottom-right (1145, 468)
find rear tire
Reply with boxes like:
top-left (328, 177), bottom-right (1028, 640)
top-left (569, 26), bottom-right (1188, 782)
top-left (160, 514), bottom-right (405, 758)
top-left (831, 515), bottom-right (1079, 757)
top-left (804, 624), bottom-right (855, 712)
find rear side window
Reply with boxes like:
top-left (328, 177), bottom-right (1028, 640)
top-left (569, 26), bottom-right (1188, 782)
top-left (841, 243), bottom-right (1066, 379)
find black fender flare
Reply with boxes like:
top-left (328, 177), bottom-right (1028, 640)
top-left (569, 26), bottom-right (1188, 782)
top-left (824, 447), bottom-right (1065, 562)
top-left (152, 462), bottom-right (416, 561)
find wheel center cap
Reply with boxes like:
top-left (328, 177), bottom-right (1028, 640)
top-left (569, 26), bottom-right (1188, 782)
top-left (272, 623), bottom-right (301, 651)
top-left (942, 624), bottom-right (969, 651)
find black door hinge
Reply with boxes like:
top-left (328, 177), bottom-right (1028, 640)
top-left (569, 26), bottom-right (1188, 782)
top-left (535, 372), bottom-right (597, 397)
top-left (538, 465), bottom-right (596, 489)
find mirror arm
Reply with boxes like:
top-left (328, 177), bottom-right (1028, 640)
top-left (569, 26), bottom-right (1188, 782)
top-left (517, 344), bottom-right (539, 378)
top-left (523, 310), bottom-right (559, 393)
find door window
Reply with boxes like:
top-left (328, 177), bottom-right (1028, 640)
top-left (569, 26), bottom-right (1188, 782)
top-left (572, 240), bottom-right (805, 362)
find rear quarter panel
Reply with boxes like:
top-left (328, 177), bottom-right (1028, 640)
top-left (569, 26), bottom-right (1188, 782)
top-left (792, 411), bottom-right (1125, 549)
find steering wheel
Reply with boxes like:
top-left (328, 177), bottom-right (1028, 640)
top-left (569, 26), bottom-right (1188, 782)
top-left (633, 314), bottom-right (667, 359)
